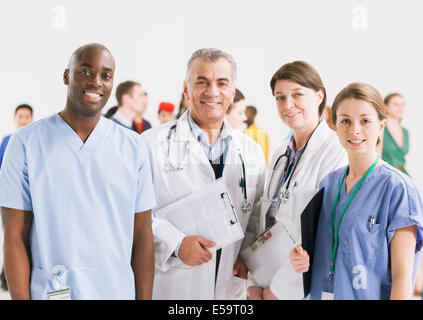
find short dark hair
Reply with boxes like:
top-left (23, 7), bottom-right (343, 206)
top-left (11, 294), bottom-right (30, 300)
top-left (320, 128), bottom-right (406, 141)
top-left (270, 61), bottom-right (326, 116)
top-left (115, 81), bottom-right (140, 106)
top-left (104, 106), bottom-right (118, 118)
top-left (15, 104), bottom-right (33, 115)
top-left (227, 88), bottom-right (245, 113)
top-left (246, 105), bottom-right (257, 115)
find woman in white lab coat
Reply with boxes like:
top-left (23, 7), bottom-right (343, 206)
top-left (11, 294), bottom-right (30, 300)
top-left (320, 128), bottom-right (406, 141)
top-left (243, 61), bottom-right (348, 300)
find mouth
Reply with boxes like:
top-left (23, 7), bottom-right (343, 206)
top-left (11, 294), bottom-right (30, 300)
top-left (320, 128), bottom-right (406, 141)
top-left (82, 90), bottom-right (104, 103)
top-left (284, 111), bottom-right (301, 118)
top-left (348, 139), bottom-right (366, 146)
top-left (201, 101), bottom-right (221, 106)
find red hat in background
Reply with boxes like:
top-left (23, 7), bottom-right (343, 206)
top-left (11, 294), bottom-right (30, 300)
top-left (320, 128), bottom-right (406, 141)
top-left (159, 102), bottom-right (175, 113)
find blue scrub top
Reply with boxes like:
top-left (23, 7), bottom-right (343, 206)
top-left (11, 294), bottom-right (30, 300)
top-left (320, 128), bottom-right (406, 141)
top-left (310, 162), bottom-right (423, 300)
top-left (0, 114), bottom-right (156, 299)
top-left (0, 134), bottom-right (11, 168)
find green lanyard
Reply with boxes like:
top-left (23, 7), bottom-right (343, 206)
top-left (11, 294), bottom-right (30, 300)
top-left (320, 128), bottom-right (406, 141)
top-left (329, 155), bottom-right (379, 277)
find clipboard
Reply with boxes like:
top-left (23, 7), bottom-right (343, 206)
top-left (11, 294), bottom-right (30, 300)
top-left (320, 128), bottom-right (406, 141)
top-left (153, 178), bottom-right (244, 250)
top-left (300, 187), bottom-right (324, 298)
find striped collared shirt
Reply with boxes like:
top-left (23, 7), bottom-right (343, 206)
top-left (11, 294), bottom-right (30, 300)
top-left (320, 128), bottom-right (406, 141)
top-left (187, 112), bottom-right (232, 162)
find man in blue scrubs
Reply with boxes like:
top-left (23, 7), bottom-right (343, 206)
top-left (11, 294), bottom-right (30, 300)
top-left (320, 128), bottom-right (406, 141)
top-left (0, 43), bottom-right (156, 299)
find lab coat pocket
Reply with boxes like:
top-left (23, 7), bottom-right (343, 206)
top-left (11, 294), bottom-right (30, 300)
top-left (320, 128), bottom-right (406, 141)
top-left (225, 275), bottom-right (248, 300)
top-left (348, 215), bottom-right (384, 266)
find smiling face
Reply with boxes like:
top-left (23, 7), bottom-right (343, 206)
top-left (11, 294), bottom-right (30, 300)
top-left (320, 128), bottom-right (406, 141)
top-left (183, 57), bottom-right (235, 127)
top-left (335, 98), bottom-right (385, 156)
top-left (274, 79), bottom-right (323, 134)
top-left (64, 46), bottom-right (115, 117)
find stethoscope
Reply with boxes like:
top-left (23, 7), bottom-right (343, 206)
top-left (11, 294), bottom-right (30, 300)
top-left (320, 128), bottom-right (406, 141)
top-left (266, 122), bottom-right (320, 204)
top-left (165, 122), bottom-right (251, 214)
top-left (164, 124), bottom-right (189, 172)
top-left (238, 153), bottom-right (251, 214)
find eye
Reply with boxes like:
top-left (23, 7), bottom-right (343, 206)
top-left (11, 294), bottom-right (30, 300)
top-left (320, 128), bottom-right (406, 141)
top-left (294, 93), bottom-right (303, 97)
top-left (103, 73), bottom-right (112, 80)
top-left (340, 119), bottom-right (350, 125)
top-left (80, 70), bottom-right (90, 76)
top-left (275, 96), bottom-right (285, 101)
top-left (361, 119), bottom-right (370, 124)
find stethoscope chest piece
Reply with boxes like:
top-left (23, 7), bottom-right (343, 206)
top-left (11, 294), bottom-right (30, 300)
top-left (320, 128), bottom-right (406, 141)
top-left (280, 189), bottom-right (290, 203)
top-left (241, 200), bottom-right (251, 214)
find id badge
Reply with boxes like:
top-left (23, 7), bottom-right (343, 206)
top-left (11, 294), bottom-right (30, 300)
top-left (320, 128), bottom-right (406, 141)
top-left (321, 291), bottom-right (334, 300)
top-left (321, 276), bottom-right (334, 300)
top-left (47, 288), bottom-right (72, 300)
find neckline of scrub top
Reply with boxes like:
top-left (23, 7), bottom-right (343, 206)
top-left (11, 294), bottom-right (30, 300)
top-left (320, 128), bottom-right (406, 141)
top-left (385, 126), bottom-right (407, 151)
top-left (53, 113), bottom-right (107, 165)
top-left (341, 161), bottom-right (386, 198)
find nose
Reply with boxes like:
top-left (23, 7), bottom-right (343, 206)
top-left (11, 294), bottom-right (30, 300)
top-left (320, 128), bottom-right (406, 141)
top-left (283, 95), bottom-right (295, 109)
top-left (88, 72), bottom-right (103, 88)
top-left (205, 82), bottom-right (219, 97)
top-left (350, 121), bottom-right (361, 135)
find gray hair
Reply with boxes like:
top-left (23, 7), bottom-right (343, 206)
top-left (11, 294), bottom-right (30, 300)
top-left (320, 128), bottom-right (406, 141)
top-left (185, 48), bottom-right (237, 85)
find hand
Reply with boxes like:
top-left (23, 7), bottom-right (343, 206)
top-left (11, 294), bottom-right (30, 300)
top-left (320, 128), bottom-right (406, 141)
top-left (247, 286), bottom-right (263, 300)
top-left (263, 287), bottom-right (278, 300)
top-left (289, 245), bottom-right (310, 273)
top-left (233, 255), bottom-right (248, 279)
top-left (178, 236), bottom-right (215, 266)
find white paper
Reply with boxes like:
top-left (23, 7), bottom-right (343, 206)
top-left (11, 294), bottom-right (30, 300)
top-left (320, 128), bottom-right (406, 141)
top-left (240, 222), bottom-right (297, 288)
top-left (153, 178), bottom-right (244, 250)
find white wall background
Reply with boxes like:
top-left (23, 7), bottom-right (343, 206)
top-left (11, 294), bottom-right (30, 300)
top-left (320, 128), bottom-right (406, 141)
top-left (1, 0), bottom-right (422, 187)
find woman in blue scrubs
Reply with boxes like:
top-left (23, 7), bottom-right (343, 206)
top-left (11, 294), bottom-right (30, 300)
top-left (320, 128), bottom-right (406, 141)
top-left (290, 82), bottom-right (423, 299)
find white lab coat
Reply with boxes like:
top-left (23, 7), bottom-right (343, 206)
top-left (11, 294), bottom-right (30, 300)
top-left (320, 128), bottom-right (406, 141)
top-left (246, 120), bottom-right (348, 299)
top-left (141, 112), bottom-right (266, 300)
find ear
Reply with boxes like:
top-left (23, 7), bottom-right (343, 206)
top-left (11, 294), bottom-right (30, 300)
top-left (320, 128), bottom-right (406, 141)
top-left (183, 81), bottom-right (190, 103)
top-left (379, 118), bottom-right (386, 136)
top-left (316, 88), bottom-right (324, 106)
top-left (63, 69), bottom-right (69, 85)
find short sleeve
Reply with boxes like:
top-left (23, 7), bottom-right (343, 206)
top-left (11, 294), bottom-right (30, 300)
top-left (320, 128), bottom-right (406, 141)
top-left (387, 180), bottom-right (423, 252)
top-left (134, 136), bottom-right (156, 213)
top-left (0, 134), bottom-right (32, 211)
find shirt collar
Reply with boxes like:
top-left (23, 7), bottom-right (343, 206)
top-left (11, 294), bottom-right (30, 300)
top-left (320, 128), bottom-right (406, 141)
top-left (187, 111), bottom-right (232, 146)
top-left (112, 109), bottom-right (133, 128)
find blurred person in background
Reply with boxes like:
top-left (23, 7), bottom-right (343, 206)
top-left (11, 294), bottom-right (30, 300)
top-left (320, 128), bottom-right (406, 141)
top-left (380, 93), bottom-right (409, 175)
top-left (176, 92), bottom-right (189, 119)
top-left (225, 88), bottom-right (247, 130)
top-left (244, 105), bottom-right (269, 166)
top-left (111, 81), bottom-right (151, 134)
top-left (157, 101), bottom-right (175, 124)
top-left (0, 103), bottom-right (34, 291)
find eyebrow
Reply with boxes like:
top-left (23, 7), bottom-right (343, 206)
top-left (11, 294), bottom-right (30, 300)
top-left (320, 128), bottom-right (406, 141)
top-left (80, 62), bottom-right (114, 72)
top-left (274, 87), bottom-right (303, 94)
top-left (195, 76), bottom-right (230, 82)
top-left (339, 113), bottom-right (371, 117)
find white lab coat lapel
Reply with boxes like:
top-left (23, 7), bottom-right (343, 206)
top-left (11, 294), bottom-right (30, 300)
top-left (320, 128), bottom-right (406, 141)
top-left (173, 112), bottom-right (216, 179)
top-left (284, 121), bottom-right (330, 190)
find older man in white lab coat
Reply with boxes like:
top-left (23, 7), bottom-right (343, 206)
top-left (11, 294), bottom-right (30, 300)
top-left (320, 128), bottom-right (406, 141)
top-left (142, 48), bottom-right (266, 299)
